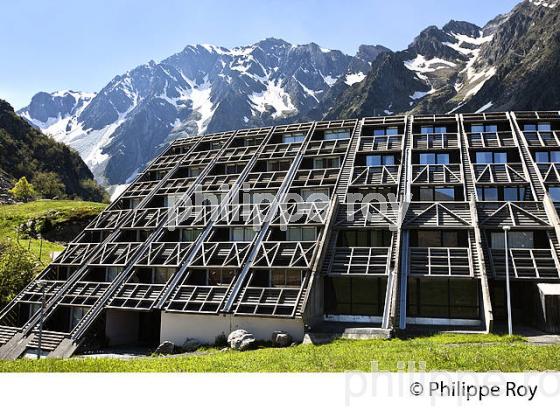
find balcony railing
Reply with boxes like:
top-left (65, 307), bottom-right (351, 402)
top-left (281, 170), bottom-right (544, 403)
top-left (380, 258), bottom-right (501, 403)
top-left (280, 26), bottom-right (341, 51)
top-left (328, 247), bottom-right (390, 276)
top-left (336, 202), bottom-right (399, 227)
top-left (411, 164), bottom-right (462, 184)
top-left (487, 248), bottom-right (559, 278)
top-left (476, 202), bottom-right (550, 227)
top-left (412, 133), bottom-right (459, 150)
top-left (166, 285), bottom-right (229, 313)
top-left (466, 131), bottom-right (516, 148)
top-left (473, 163), bottom-right (528, 184)
top-left (522, 130), bottom-right (560, 147)
top-left (537, 162), bottom-right (560, 183)
top-left (409, 247), bottom-right (471, 276)
top-left (404, 202), bottom-right (472, 228)
top-left (253, 241), bottom-right (318, 269)
top-left (351, 165), bottom-right (400, 186)
top-left (359, 135), bottom-right (403, 152)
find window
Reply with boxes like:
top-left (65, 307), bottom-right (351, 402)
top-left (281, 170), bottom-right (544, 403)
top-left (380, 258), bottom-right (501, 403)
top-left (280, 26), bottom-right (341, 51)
top-left (475, 151), bottom-right (507, 164)
top-left (416, 231), bottom-right (459, 247)
top-left (549, 187), bottom-right (560, 201)
top-left (208, 269), bottom-right (235, 286)
top-left (490, 231), bottom-right (534, 249)
top-left (106, 267), bottom-right (122, 282)
top-left (313, 156), bottom-right (341, 169)
top-left (301, 188), bottom-right (330, 202)
top-left (182, 228), bottom-right (201, 242)
top-left (210, 141), bottom-right (222, 150)
top-left (231, 227), bottom-right (257, 241)
top-left (535, 151), bottom-right (560, 163)
top-left (282, 133), bottom-right (305, 144)
top-left (155, 267), bottom-right (174, 284)
top-left (477, 187), bottom-right (525, 201)
top-left (366, 154), bottom-right (395, 166)
top-left (420, 126), bottom-right (447, 134)
top-left (471, 124), bottom-right (498, 133)
top-left (225, 163), bottom-right (244, 174)
top-left (244, 137), bottom-right (260, 146)
top-left (324, 129), bottom-right (350, 140)
top-left (70, 307), bottom-right (88, 330)
top-left (287, 227), bottom-right (317, 241)
top-left (419, 153), bottom-right (449, 165)
top-left (164, 194), bottom-right (183, 209)
top-left (267, 160), bottom-right (291, 171)
top-left (373, 127), bottom-right (399, 136)
top-left (524, 123), bottom-right (552, 132)
top-left (339, 230), bottom-right (391, 247)
top-left (434, 187), bottom-right (455, 201)
top-left (271, 269), bottom-right (303, 287)
top-left (477, 187), bottom-right (498, 201)
top-left (419, 187), bottom-right (455, 201)
top-left (187, 167), bottom-right (204, 177)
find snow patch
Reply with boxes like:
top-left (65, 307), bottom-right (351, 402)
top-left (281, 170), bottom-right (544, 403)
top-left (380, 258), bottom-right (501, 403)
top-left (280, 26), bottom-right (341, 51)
top-left (404, 55), bottom-right (457, 74)
top-left (528, 0), bottom-right (558, 8)
top-left (345, 72), bottom-right (366, 86)
top-left (475, 101), bottom-right (494, 113)
top-left (249, 80), bottom-right (296, 119)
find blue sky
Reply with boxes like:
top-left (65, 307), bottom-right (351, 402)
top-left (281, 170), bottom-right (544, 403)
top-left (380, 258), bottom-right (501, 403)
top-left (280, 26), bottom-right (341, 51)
top-left (0, 0), bottom-right (520, 109)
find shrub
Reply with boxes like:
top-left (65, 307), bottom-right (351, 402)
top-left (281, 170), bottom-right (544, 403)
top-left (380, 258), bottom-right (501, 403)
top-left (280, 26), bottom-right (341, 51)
top-left (9, 176), bottom-right (36, 202)
top-left (80, 179), bottom-right (110, 203)
top-left (33, 172), bottom-right (66, 199)
top-left (0, 240), bottom-right (37, 305)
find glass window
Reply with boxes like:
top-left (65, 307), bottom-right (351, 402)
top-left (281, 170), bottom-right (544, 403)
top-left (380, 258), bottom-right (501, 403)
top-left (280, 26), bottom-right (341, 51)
top-left (313, 157), bottom-right (340, 169)
top-left (504, 187), bottom-right (524, 201)
top-left (420, 126), bottom-right (434, 134)
top-left (208, 269), bottom-right (235, 286)
top-left (434, 187), bottom-right (455, 201)
top-left (301, 188), bottom-right (329, 202)
top-left (535, 151), bottom-right (549, 163)
top-left (493, 152), bottom-right (507, 163)
top-left (417, 231), bottom-right (442, 247)
top-left (523, 124), bottom-right (537, 132)
top-left (442, 231), bottom-right (458, 247)
top-left (437, 153), bottom-right (450, 164)
top-left (366, 155), bottom-right (394, 166)
top-left (471, 124), bottom-right (485, 133)
top-left (538, 123), bottom-right (552, 132)
top-left (324, 129), bottom-right (350, 140)
top-left (386, 127), bottom-right (399, 135)
top-left (481, 187), bottom-right (498, 201)
top-left (485, 124), bottom-right (498, 133)
top-left (419, 153), bottom-right (435, 165)
top-left (231, 227), bottom-right (256, 241)
top-left (475, 152), bottom-right (493, 164)
top-left (434, 126), bottom-right (447, 134)
top-left (282, 133), bottom-right (305, 144)
top-left (182, 229), bottom-right (201, 242)
top-left (419, 187), bottom-right (434, 201)
top-left (551, 152), bottom-right (560, 163)
top-left (491, 231), bottom-right (534, 249)
top-left (549, 187), bottom-right (560, 201)
top-left (287, 227), bottom-right (317, 241)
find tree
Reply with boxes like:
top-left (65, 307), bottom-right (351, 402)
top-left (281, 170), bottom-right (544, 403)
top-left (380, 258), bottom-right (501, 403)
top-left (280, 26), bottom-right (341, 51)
top-left (80, 179), bottom-right (110, 203)
top-left (33, 171), bottom-right (66, 199)
top-left (0, 240), bottom-right (37, 306)
top-left (9, 176), bottom-right (36, 202)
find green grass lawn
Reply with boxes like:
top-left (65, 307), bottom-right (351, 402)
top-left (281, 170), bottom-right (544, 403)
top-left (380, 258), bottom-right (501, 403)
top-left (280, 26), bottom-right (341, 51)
top-left (1, 334), bottom-right (559, 372)
top-left (0, 200), bottom-right (106, 265)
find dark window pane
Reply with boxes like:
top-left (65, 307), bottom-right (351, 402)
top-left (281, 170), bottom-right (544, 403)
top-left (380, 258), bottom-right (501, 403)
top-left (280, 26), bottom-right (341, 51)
top-left (435, 187), bottom-right (455, 201)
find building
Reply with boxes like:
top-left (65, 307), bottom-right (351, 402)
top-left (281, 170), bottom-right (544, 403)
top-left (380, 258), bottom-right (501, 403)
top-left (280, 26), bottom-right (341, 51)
top-left (1, 112), bottom-right (560, 358)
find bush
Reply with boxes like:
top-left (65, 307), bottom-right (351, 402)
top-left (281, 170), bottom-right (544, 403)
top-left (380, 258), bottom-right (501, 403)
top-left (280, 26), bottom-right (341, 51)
top-left (0, 240), bottom-right (37, 306)
top-left (9, 176), bottom-right (36, 202)
top-left (80, 179), bottom-right (110, 203)
top-left (33, 172), bottom-right (66, 199)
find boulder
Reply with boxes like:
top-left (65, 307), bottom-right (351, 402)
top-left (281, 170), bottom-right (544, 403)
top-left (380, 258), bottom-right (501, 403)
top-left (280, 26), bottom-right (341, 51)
top-left (272, 331), bottom-right (293, 347)
top-left (227, 329), bottom-right (256, 351)
top-left (182, 338), bottom-right (201, 352)
top-left (154, 341), bottom-right (175, 355)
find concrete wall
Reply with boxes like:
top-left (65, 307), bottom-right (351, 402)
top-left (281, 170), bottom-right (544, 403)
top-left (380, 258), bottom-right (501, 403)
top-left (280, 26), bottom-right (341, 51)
top-left (160, 313), bottom-right (305, 345)
top-left (106, 310), bottom-right (139, 346)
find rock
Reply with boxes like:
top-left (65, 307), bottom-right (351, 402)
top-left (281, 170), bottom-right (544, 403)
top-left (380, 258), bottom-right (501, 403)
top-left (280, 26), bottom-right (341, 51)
top-left (220, 347), bottom-right (230, 352)
top-left (227, 329), bottom-right (256, 351)
top-left (154, 341), bottom-right (175, 355)
top-left (182, 338), bottom-right (201, 352)
top-left (272, 331), bottom-right (293, 347)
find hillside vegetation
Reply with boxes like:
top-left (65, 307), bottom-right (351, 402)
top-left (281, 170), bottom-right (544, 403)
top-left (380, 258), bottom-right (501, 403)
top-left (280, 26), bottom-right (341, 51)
top-left (0, 99), bottom-right (107, 202)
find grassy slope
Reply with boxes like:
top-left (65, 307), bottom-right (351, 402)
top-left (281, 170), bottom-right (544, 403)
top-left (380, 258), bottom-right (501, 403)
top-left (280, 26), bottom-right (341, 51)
top-left (1, 334), bottom-right (559, 372)
top-left (0, 200), bottom-right (106, 265)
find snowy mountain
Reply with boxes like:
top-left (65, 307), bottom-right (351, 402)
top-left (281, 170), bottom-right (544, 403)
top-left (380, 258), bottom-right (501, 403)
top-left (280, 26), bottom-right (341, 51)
top-left (19, 39), bottom-right (384, 188)
top-left (327, 0), bottom-right (560, 118)
top-left (19, 0), bottom-right (560, 190)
